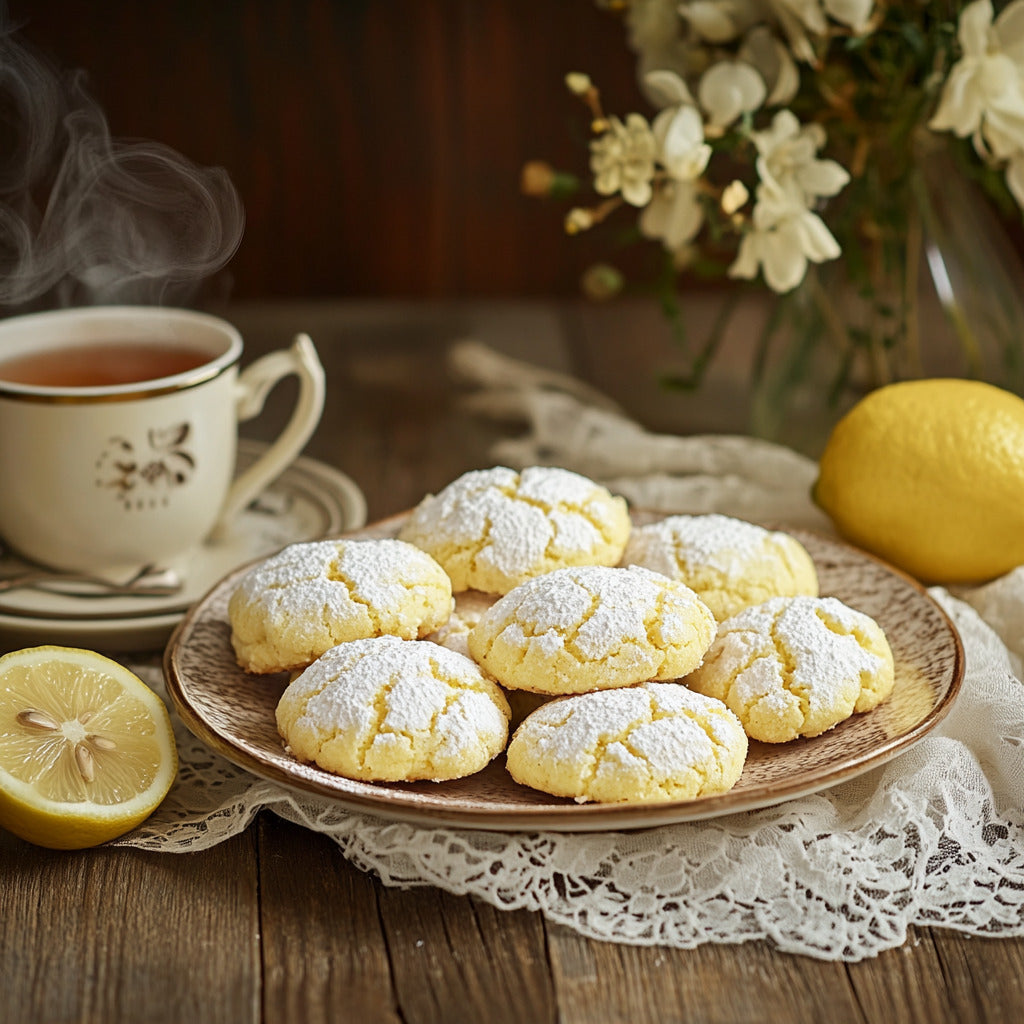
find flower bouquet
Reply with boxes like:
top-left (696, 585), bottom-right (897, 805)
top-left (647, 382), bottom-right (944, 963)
top-left (524, 0), bottom-right (1024, 445)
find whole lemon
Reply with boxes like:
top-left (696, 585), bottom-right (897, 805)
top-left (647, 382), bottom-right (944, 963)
top-left (813, 378), bottom-right (1024, 584)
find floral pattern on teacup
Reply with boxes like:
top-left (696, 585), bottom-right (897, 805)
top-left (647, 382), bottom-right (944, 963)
top-left (95, 422), bottom-right (196, 509)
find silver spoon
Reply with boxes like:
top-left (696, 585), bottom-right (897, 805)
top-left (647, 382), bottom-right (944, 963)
top-left (0, 562), bottom-right (183, 597)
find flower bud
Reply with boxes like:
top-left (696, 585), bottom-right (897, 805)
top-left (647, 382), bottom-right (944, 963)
top-left (565, 72), bottom-right (593, 95)
top-left (671, 244), bottom-right (698, 270)
top-left (521, 160), bottom-right (556, 197)
top-left (721, 179), bottom-right (750, 214)
top-left (581, 263), bottom-right (624, 301)
top-left (521, 161), bottom-right (580, 200)
top-left (565, 208), bottom-right (595, 234)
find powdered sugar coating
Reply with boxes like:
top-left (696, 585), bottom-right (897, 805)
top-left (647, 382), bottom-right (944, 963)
top-left (397, 465), bottom-right (631, 594)
top-left (275, 636), bottom-right (511, 782)
top-left (686, 595), bottom-right (895, 742)
top-left (621, 514), bottom-right (818, 621)
top-left (229, 538), bottom-right (454, 674)
top-left (468, 564), bottom-right (716, 694)
top-left (506, 682), bottom-right (747, 803)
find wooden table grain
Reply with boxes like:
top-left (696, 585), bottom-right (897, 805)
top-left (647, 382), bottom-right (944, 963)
top-left (3, 299), bottom-right (1023, 1024)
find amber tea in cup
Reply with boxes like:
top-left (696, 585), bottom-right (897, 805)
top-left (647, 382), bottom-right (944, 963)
top-left (0, 341), bottom-right (211, 388)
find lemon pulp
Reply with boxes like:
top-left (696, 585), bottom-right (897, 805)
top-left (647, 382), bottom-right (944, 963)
top-left (0, 646), bottom-right (177, 849)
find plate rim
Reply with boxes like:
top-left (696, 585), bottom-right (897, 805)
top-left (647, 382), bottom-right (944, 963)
top-left (163, 512), bottom-right (966, 833)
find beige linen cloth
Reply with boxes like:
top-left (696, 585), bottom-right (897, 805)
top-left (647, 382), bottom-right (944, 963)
top-left (118, 341), bottom-right (1024, 962)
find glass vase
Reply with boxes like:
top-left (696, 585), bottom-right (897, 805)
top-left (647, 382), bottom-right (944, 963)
top-left (745, 138), bottom-right (1024, 458)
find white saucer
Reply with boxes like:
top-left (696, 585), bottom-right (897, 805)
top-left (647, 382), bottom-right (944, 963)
top-left (0, 440), bottom-right (367, 652)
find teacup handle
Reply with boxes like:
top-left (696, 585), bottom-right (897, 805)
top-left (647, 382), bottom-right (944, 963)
top-left (211, 332), bottom-right (326, 535)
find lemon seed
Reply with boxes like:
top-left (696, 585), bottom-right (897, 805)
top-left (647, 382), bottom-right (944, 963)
top-left (16, 709), bottom-right (59, 731)
top-left (74, 742), bottom-right (95, 783)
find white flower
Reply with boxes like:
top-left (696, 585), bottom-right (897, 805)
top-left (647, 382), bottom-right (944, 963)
top-left (639, 74), bottom-right (711, 252)
top-left (739, 26), bottom-right (800, 107)
top-left (656, 109), bottom-right (713, 180)
top-left (649, 89), bottom-right (712, 181)
top-left (644, 68), bottom-right (697, 109)
top-left (1006, 150), bottom-right (1024, 208)
top-left (823, 0), bottom-right (875, 33)
top-left (625, 0), bottom-right (686, 54)
top-left (640, 179), bottom-right (705, 250)
top-left (773, 0), bottom-right (829, 34)
top-left (767, 0), bottom-right (829, 63)
top-left (590, 113), bottom-right (658, 206)
top-left (678, 1), bottom-right (759, 44)
top-left (751, 110), bottom-right (850, 202)
top-left (647, 25), bottom-right (798, 120)
top-left (626, 0), bottom-right (705, 94)
top-left (929, 0), bottom-right (1024, 160)
top-left (698, 59), bottom-right (767, 127)
top-left (728, 173), bottom-right (841, 292)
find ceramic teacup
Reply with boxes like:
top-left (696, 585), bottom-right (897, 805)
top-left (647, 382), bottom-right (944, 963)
top-left (0, 305), bottom-right (326, 576)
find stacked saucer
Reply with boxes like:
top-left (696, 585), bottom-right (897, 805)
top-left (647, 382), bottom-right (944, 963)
top-left (0, 441), bottom-right (366, 651)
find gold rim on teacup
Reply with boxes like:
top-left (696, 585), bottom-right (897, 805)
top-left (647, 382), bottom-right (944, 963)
top-left (0, 306), bottom-right (243, 404)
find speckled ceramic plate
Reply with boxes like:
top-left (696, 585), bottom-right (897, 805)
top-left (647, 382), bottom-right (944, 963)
top-left (164, 514), bottom-right (964, 833)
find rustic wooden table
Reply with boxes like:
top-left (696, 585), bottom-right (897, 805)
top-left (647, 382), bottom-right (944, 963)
top-left (3, 300), bottom-right (1023, 1024)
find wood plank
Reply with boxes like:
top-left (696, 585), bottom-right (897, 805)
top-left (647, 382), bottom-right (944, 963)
top-left (926, 928), bottom-right (1024, 1023)
top-left (376, 881), bottom-right (556, 1024)
top-left (17, 1), bottom-right (639, 301)
top-left (842, 926), bottom-right (961, 1024)
top-left (546, 922), bottom-right (868, 1024)
top-left (257, 815), bottom-right (401, 1024)
top-left (0, 827), bottom-right (260, 1024)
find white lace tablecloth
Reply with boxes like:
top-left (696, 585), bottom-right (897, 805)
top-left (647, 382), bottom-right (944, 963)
top-left (116, 342), bottom-right (1024, 962)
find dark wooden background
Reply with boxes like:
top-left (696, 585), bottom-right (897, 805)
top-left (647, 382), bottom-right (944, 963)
top-left (13, 0), bottom-right (648, 302)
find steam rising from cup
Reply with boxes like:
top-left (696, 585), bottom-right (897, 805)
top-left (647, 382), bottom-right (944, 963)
top-left (0, 15), bottom-right (244, 309)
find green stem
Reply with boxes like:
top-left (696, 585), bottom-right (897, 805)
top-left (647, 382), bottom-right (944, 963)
top-left (808, 271), bottom-right (854, 360)
top-left (902, 203), bottom-right (924, 379)
top-left (660, 287), bottom-right (744, 390)
top-left (751, 289), bottom-right (791, 389)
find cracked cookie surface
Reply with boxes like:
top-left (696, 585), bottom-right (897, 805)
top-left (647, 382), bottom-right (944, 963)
top-left (685, 595), bottom-right (895, 742)
top-left (275, 635), bottom-right (511, 782)
top-left (467, 564), bottom-right (716, 694)
top-left (229, 538), bottom-right (453, 674)
top-left (621, 513), bottom-right (819, 621)
top-left (397, 465), bottom-right (631, 594)
top-left (506, 682), bottom-right (747, 803)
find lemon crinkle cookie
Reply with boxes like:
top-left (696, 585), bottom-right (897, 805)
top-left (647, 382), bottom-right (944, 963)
top-left (397, 465), bottom-right (631, 594)
top-left (467, 564), bottom-right (716, 695)
top-left (275, 636), bottom-right (511, 782)
top-left (621, 513), bottom-right (818, 621)
top-left (506, 682), bottom-right (747, 804)
top-left (685, 595), bottom-right (895, 743)
top-left (229, 538), bottom-right (453, 674)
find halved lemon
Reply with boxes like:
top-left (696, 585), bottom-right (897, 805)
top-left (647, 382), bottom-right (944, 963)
top-left (0, 646), bottom-right (177, 849)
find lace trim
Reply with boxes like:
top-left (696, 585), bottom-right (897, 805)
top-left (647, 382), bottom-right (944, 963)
top-left (116, 590), bottom-right (1024, 961)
